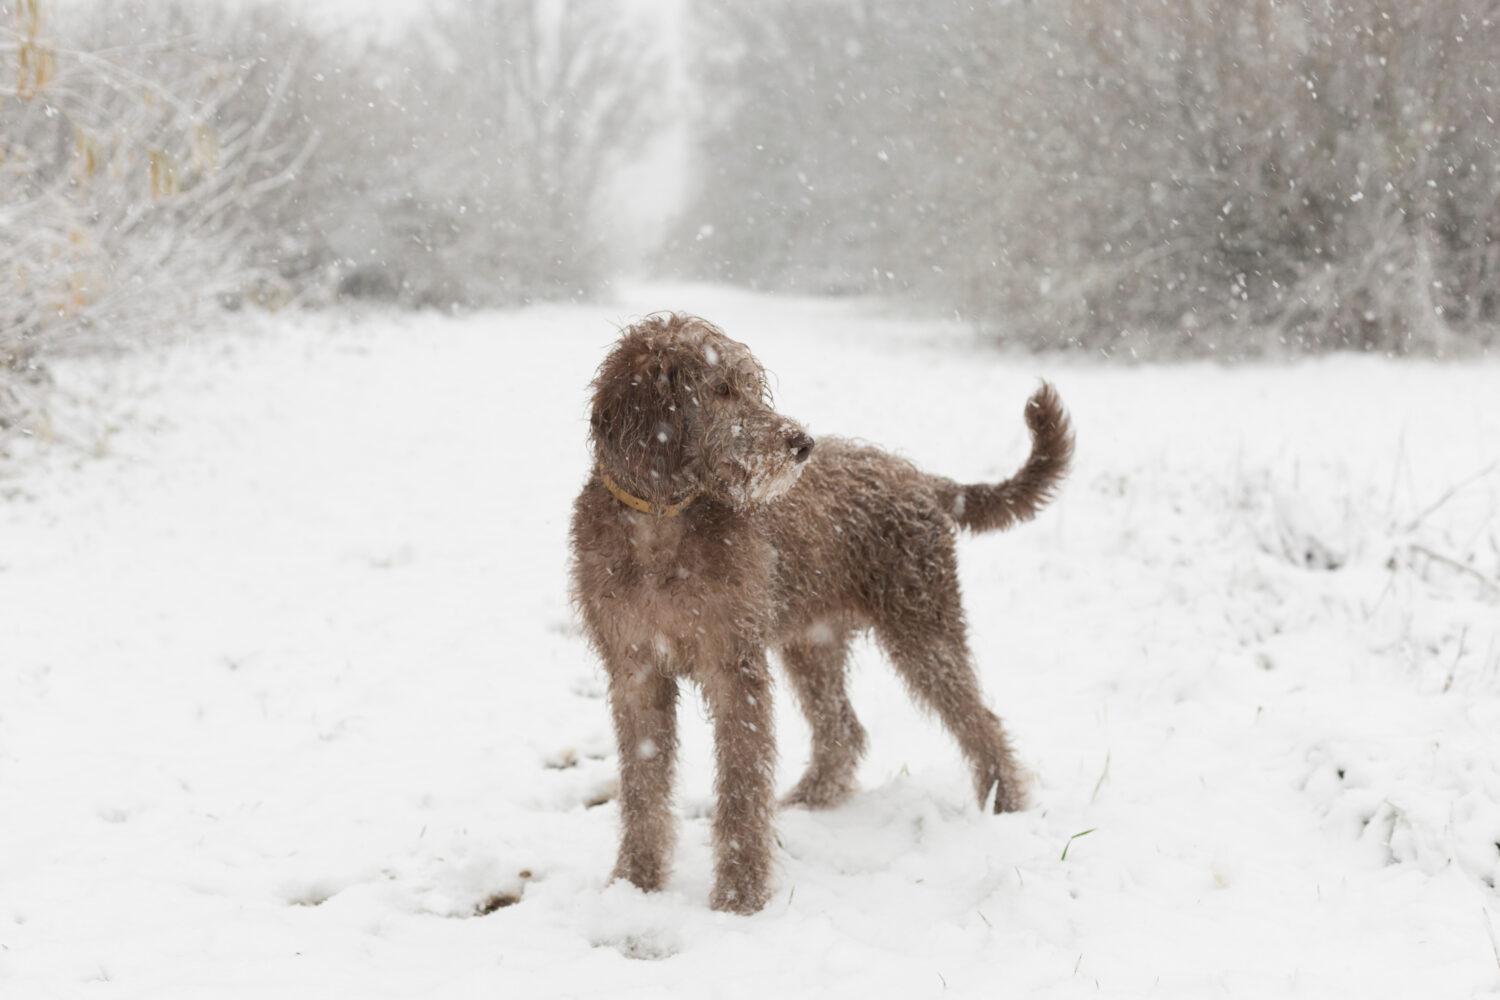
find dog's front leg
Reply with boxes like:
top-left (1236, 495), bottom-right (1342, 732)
top-left (608, 661), bottom-right (680, 893)
top-left (703, 651), bottom-right (777, 914)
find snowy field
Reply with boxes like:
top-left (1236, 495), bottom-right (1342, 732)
top-left (3, 287), bottom-right (1499, 998)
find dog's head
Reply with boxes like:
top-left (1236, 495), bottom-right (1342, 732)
top-left (588, 314), bottom-right (814, 512)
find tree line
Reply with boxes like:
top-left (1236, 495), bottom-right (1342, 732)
top-left (4, 0), bottom-right (1497, 443)
top-left (666, 0), bottom-right (1500, 358)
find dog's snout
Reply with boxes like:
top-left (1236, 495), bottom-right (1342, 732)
top-left (787, 431), bottom-right (815, 464)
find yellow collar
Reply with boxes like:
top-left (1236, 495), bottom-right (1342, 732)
top-left (600, 471), bottom-right (697, 517)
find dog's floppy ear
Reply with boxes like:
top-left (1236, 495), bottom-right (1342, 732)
top-left (589, 337), bottom-right (689, 501)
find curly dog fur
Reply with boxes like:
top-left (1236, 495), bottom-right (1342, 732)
top-left (569, 313), bottom-right (1073, 913)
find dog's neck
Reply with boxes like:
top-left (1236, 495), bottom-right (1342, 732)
top-left (600, 470), bottom-right (698, 518)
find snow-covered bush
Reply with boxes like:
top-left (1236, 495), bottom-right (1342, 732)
top-left (0, 0), bottom-right (664, 447)
top-left (985, 0), bottom-right (1500, 356)
top-left (0, 1), bottom-right (311, 445)
top-left (670, 0), bottom-right (1500, 357)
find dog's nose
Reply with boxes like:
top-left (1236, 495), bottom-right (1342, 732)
top-left (787, 431), bottom-right (815, 463)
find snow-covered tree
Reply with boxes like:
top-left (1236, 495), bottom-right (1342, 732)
top-left (284, 0), bottom-right (665, 309)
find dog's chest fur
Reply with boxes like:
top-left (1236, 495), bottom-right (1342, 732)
top-left (572, 486), bottom-right (778, 676)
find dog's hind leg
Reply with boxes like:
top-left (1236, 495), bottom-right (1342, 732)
top-left (779, 628), bottom-right (867, 809)
top-left (874, 583), bottom-right (1026, 815)
top-left (607, 662), bottom-right (680, 892)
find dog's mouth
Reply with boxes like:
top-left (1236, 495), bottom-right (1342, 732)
top-left (723, 458), bottom-right (805, 506)
top-left (719, 422), bottom-right (814, 506)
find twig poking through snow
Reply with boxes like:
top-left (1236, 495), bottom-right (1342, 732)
top-left (1090, 752), bottom-right (1112, 805)
top-left (1403, 544), bottom-right (1500, 596)
top-left (1402, 461), bottom-right (1499, 534)
top-left (1443, 629), bottom-right (1469, 693)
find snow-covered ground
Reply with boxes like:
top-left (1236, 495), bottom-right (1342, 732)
top-left (3, 287), bottom-right (1498, 998)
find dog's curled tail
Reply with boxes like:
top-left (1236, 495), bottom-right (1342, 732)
top-left (935, 381), bottom-right (1074, 534)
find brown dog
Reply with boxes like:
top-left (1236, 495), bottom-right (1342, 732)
top-left (569, 313), bottom-right (1073, 913)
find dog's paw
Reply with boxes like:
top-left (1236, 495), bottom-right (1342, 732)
top-left (781, 771), bottom-right (856, 810)
top-left (979, 772), bottom-right (1029, 814)
top-left (709, 880), bottom-right (771, 915)
top-left (611, 853), bottom-right (670, 894)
